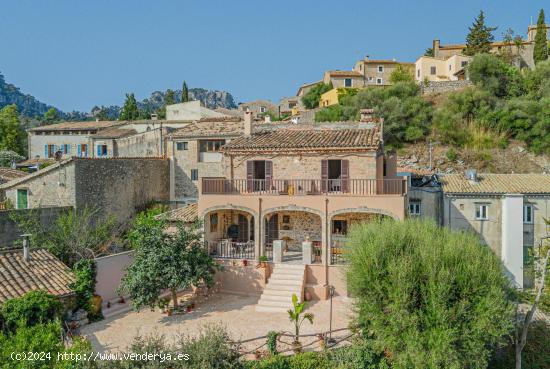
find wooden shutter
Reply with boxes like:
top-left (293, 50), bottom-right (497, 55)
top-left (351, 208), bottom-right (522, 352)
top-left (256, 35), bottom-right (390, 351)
top-left (77, 145), bottom-right (81, 157)
top-left (246, 161), bottom-right (254, 192)
top-left (321, 160), bottom-right (328, 192)
top-left (341, 160), bottom-right (350, 193)
top-left (265, 161), bottom-right (273, 191)
top-left (44, 145), bottom-right (48, 158)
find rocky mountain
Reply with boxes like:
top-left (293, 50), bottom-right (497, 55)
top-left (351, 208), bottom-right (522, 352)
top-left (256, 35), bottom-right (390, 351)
top-left (91, 88), bottom-right (237, 120)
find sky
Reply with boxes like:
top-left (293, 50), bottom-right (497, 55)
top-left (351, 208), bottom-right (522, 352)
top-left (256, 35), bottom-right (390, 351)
top-left (0, 0), bottom-right (547, 112)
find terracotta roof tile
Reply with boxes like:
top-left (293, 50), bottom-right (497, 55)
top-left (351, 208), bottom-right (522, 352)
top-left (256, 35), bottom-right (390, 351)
top-left (440, 173), bottom-right (550, 194)
top-left (326, 70), bottom-right (363, 77)
top-left (91, 127), bottom-right (137, 139)
top-left (171, 118), bottom-right (244, 138)
top-left (0, 249), bottom-right (75, 304)
top-left (0, 168), bottom-right (28, 183)
top-left (29, 121), bottom-right (123, 132)
top-left (223, 126), bottom-right (380, 153)
top-left (158, 203), bottom-right (198, 223)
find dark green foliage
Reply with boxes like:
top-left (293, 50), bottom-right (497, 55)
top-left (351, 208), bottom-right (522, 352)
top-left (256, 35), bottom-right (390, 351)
top-left (463, 10), bottom-right (497, 56)
top-left (424, 48), bottom-right (434, 57)
top-left (346, 218), bottom-right (514, 369)
top-left (182, 81), bottom-right (189, 102)
top-left (119, 93), bottom-right (140, 121)
top-left (0, 104), bottom-right (26, 155)
top-left (468, 53), bottom-right (525, 97)
top-left (71, 259), bottom-right (101, 320)
top-left (1, 291), bottom-right (62, 333)
top-left (165, 89), bottom-right (175, 105)
top-left (533, 9), bottom-right (549, 64)
top-left (301, 83), bottom-right (332, 109)
top-left (42, 107), bottom-right (61, 125)
top-left (267, 331), bottom-right (278, 355)
top-left (445, 148), bottom-right (458, 161)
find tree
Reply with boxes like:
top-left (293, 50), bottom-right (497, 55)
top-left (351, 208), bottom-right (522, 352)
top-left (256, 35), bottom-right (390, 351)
top-left (515, 221), bottom-right (550, 369)
top-left (463, 10), bottom-right (497, 56)
top-left (165, 89), bottom-right (175, 106)
top-left (534, 9), bottom-right (549, 64)
top-left (0, 150), bottom-right (24, 167)
top-left (42, 107), bottom-right (60, 125)
top-left (182, 81), bottom-right (189, 103)
top-left (424, 47), bottom-right (434, 57)
top-left (389, 65), bottom-right (414, 84)
top-left (119, 93), bottom-right (140, 121)
top-left (0, 104), bottom-right (26, 155)
top-left (0, 291), bottom-right (62, 333)
top-left (347, 218), bottom-right (514, 369)
top-left (287, 293), bottom-right (313, 350)
top-left (468, 53), bottom-right (524, 97)
top-left (120, 215), bottom-right (219, 310)
top-left (301, 82), bottom-right (333, 109)
top-left (498, 28), bottom-right (525, 65)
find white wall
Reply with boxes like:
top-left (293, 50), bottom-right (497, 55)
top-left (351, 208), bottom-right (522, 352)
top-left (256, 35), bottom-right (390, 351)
top-left (94, 251), bottom-right (134, 304)
top-left (501, 194), bottom-right (524, 288)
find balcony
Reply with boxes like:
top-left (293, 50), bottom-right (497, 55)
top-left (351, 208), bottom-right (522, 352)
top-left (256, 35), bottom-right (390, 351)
top-left (201, 178), bottom-right (407, 196)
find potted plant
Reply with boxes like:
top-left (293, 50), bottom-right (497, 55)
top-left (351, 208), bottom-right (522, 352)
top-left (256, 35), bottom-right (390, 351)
top-left (259, 255), bottom-right (268, 268)
top-left (242, 259), bottom-right (248, 266)
top-left (287, 293), bottom-right (314, 354)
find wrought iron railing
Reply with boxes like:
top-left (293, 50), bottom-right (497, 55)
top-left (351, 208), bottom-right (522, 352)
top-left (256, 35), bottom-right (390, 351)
top-left (207, 240), bottom-right (255, 260)
top-left (331, 236), bottom-right (348, 265)
top-left (202, 178), bottom-right (406, 196)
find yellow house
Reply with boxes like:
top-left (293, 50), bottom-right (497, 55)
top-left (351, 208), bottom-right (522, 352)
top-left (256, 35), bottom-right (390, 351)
top-left (320, 88), bottom-right (358, 107)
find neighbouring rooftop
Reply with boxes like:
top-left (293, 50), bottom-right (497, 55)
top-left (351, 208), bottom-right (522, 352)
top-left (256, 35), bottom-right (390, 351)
top-left (171, 117), bottom-right (244, 138)
top-left (158, 203), bottom-right (198, 223)
top-left (29, 120), bottom-right (123, 132)
top-left (0, 248), bottom-right (75, 304)
top-left (0, 168), bottom-right (28, 184)
top-left (440, 173), bottom-right (550, 194)
top-left (90, 127), bottom-right (138, 139)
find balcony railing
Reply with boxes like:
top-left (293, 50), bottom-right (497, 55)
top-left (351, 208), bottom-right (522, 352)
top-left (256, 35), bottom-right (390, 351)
top-left (202, 178), bottom-right (406, 196)
top-left (207, 240), bottom-right (255, 259)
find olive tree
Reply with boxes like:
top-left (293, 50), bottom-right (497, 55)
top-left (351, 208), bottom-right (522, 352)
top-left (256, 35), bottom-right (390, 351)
top-left (347, 218), bottom-right (514, 369)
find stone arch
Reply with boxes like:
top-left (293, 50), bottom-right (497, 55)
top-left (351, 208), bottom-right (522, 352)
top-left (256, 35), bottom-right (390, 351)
top-left (329, 207), bottom-right (399, 220)
top-left (200, 204), bottom-right (258, 220)
top-left (262, 205), bottom-right (324, 219)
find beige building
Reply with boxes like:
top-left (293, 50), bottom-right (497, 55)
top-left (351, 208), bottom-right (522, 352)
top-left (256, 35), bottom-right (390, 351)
top-left (238, 99), bottom-right (278, 116)
top-left (322, 70), bottom-right (365, 88)
top-left (439, 172), bottom-right (550, 288)
top-left (415, 54), bottom-right (472, 82)
top-left (166, 100), bottom-right (227, 121)
top-left (353, 56), bottom-right (414, 86)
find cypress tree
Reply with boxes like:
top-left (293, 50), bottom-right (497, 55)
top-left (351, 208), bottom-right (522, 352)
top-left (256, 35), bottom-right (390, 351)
top-left (181, 81), bottom-right (189, 103)
top-left (119, 93), bottom-right (140, 121)
top-left (464, 10), bottom-right (497, 56)
top-left (533, 9), bottom-right (548, 64)
top-left (165, 89), bottom-right (175, 106)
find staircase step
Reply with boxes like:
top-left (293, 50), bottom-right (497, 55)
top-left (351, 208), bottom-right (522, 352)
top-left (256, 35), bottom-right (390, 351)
top-left (257, 299), bottom-right (293, 308)
top-left (259, 294), bottom-right (296, 302)
top-left (273, 264), bottom-right (305, 269)
top-left (262, 289), bottom-right (302, 297)
top-left (270, 270), bottom-right (304, 277)
top-left (255, 305), bottom-right (288, 313)
top-left (267, 278), bottom-right (303, 285)
top-left (257, 263), bottom-right (305, 313)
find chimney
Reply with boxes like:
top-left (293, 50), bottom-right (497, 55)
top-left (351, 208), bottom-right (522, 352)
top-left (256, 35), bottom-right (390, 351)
top-left (264, 115), bottom-right (271, 124)
top-left (360, 108), bottom-right (375, 122)
top-left (95, 118), bottom-right (100, 122)
top-left (465, 169), bottom-right (478, 183)
top-left (150, 113), bottom-right (158, 121)
top-left (244, 110), bottom-right (253, 136)
top-left (22, 234), bottom-right (31, 262)
top-left (433, 39), bottom-right (440, 58)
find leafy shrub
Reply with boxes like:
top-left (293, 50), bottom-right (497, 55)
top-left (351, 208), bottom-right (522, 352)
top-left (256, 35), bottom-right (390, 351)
top-left (71, 259), bottom-right (102, 321)
top-left (445, 148), bottom-right (457, 161)
top-left (1, 291), bottom-right (62, 333)
top-left (0, 150), bottom-right (24, 167)
top-left (301, 83), bottom-right (333, 109)
top-left (346, 218), bottom-right (515, 369)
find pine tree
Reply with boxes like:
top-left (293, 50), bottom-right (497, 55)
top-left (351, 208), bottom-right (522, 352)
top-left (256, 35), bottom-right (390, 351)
top-left (119, 93), bottom-right (140, 121)
top-left (0, 104), bottom-right (26, 155)
top-left (464, 10), bottom-right (497, 56)
top-left (533, 9), bottom-right (548, 64)
top-left (181, 81), bottom-right (189, 103)
top-left (165, 89), bottom-right (175, 106)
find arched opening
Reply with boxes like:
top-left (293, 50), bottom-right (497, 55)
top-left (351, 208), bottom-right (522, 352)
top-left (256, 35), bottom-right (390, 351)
top-left (204, 209), bottom-right (255, 259)
top-left (263, 210), bottom-right (323, 264)
top-left (330, 211), bottom-right (390, 264)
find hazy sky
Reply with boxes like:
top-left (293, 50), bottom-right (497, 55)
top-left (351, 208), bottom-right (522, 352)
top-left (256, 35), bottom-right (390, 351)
top-left (0, 0), bottom-right (547, 111)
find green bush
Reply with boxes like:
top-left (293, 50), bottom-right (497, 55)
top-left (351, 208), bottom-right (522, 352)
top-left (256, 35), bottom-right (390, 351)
top-left (301, 83), bottom-right (333, 109)
top-left (71, 259), bottom-right (102, 321)
top-left (445, 148), bottom-right (458, 161)
top-left (1, 291), bottom-right (62, 333)
top-left (346, 218), bottom-right (515, 369)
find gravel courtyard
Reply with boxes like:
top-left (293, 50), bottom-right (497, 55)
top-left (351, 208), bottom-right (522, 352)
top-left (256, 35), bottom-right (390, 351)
top-left (81, 293), bottom-right (355, 353)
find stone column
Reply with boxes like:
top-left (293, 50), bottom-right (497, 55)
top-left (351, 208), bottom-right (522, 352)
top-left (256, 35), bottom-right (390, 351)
top-left (273, 240), bottom-right (284, 263)
top-left (302, 238), bottom-right (312, 265)
top-left (321, 216), bottom-right (328, 265)
top-left (254, 215), bottom-right (261, 262)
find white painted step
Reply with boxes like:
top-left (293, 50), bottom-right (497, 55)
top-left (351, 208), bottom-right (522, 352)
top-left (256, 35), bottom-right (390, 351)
top-left (256, 264), bottom-right (306, 313)
top-left (256, 305), bottom-right (289, 313)
top-left (260, 294), bottom-right (296, 302)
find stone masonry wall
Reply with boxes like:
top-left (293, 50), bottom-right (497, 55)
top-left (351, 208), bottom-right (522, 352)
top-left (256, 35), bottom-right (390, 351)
top-left (274, 211), bottom-right (322, 250)
top-left (74, 158), bottom-right (170, 223)
top-left (420, 80), bottom-right (472, 95)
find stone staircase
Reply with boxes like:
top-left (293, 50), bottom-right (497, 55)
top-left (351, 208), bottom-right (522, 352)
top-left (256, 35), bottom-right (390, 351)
top-left (256, 264), bottom-right (305, 313)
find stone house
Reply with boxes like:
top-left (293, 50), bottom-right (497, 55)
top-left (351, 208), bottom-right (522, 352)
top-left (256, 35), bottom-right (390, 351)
top-left (352, 56), bottom-right (414, 86)
top-left (0, 157), bottom-right (169, 223)
top-left (323, 70), bottom-right (366, 88)
top-left (166, 100), bottom-right (227, 121)
top-left (197, 110), bottom-right (407, 303)
top-left (439, 172), bottom-right (550, 289)
top-left (415, 54), bottom-right (472, 82)
top-left (238, 99), bottom-right (278, 117)
top-left (278, 96), bottom-right (301, 116)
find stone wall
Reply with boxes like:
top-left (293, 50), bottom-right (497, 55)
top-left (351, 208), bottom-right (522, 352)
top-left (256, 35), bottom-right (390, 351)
top-left (74, 158), bottom-right (170, 223)
top-left (115, 129), bottom-right (165, 157)
top-left (273, 211), bottom-right (322, 250)
top-left (0, 207), bottom-right (71, 248)
top-left (420, 80), bottom-right (472, 95)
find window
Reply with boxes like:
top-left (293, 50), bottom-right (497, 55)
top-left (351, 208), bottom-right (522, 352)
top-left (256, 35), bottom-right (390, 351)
top-left (78, 144), bottom-right (88, 157)
top-left (368, 76), bottom-right (374, 81)
top-left (475, 204), bottom-right (488, 220)
top-left (430, 66), bottom-right (436, 75)
top-left (176, 142), bottom-right (188, 151)
top-left (16, 189), bottom-right (28, 209)
top-left (461, 61), bottom-right (468, 67)
top-left (332, 220), bottom-right (348, 235)
top-left (523, 204), bottom-right (533, 224)
top-left (62, 144), bottom-right (71, 154)
top-left (376, 78), bottom-right (383, 85)
top-left (449, 64), bottom-right (452, 71)
top-left (289, 102), bottom-right (297, 108)
top-left (97, 144), bottom-right (108, 157)
top-left (260, 106), bottom-right (266, 113)
top-left (199, 140), bottom-right (225, 152)
top-left (191, 169), bottom-right (198, 181)
top-left (210, 213), bottom-right (218, 232)
top-left (344, 78), bottom-right (352, 87)
top-left (417, 69), bottom-right (420, 78)
top-left (44, 144), bottom-right (56, 158)
top-left (409, 201), bottom-right (421, 216)
top-left (377, 65), bottom-right (384, 73)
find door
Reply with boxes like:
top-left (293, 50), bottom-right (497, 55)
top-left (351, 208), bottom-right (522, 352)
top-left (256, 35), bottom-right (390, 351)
top-left (264, 214), bottom-right (279, 249)
top-left (17, 189), bottom-right (28, 209)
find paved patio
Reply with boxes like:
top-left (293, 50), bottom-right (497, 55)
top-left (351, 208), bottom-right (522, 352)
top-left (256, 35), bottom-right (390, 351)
top-left (81, 293), bottom-right (355, 353)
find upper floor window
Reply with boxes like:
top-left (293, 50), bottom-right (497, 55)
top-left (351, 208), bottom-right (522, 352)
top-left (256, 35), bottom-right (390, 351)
top-left (377, 65), bottom-right (384, 73)
top-left (430, 66), bottom-right (436, 75)
top-left (417, 69), bottom-right (420, 78)
top-left (191, 169), bottom-right (199, 181)
top-left (409, 201), bottom-right (421, 216)
top-left (77, 144), bottom-right (88, 157)
top-left (475, 204), bottom-right (488, 220)
top-left (289, 102), bottom-right (297, 108)
top-left (461, 61), bottom-right (469, 67)
top-left (176, 141), bottom-right (188, 151)
top-left (449, 64), bottom-right (452, 71)
top-left (199, 140), bottom-right (225, 152)
top-left (523, 204), bottom-right (533, 224)
top-left (97, 144), bottom-right (108, 157)
top-left (260, 106), bottom-right (266, 113)
top-left (344, 78), bottom-right (352, 87)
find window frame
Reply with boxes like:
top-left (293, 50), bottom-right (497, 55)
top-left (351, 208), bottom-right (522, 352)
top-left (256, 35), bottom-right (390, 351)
top-left (376, 78), bottom-right (383, 85)
top-left (377, 65), bottom-right (384, 73)
top-left (199, 140), bottom-right (225, 153)
top-left (190, 169), bottom-right (199, 181)
top-left (344, 78), bottom-right (352, 87)
top-left (176, 141), bottom-right (188, 151)
top-left (475, 204), bottom-right (489, 220)
top-left (523, 204), bottom-right (533, 224)
top-left (430, 66), bottom-right (436, 75)
top-left (409, 201), bottom-right (421, 216)
top-left (16, 188), bottom-right (28, 210)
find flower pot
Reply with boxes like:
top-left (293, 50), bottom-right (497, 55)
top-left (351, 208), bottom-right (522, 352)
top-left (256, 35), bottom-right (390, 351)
top-left (318, 334), bottom-right (326, 349)
top-left (260, 261), bottom-right (267, 268)
top-left (242, 259), bottom-right (248, 266)
top-left (90, 295), bottom-right (102, 315)
top-left (292, 340), bottom-right (302, 354)
top-left (254, 350), bottom-right (261, 359)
